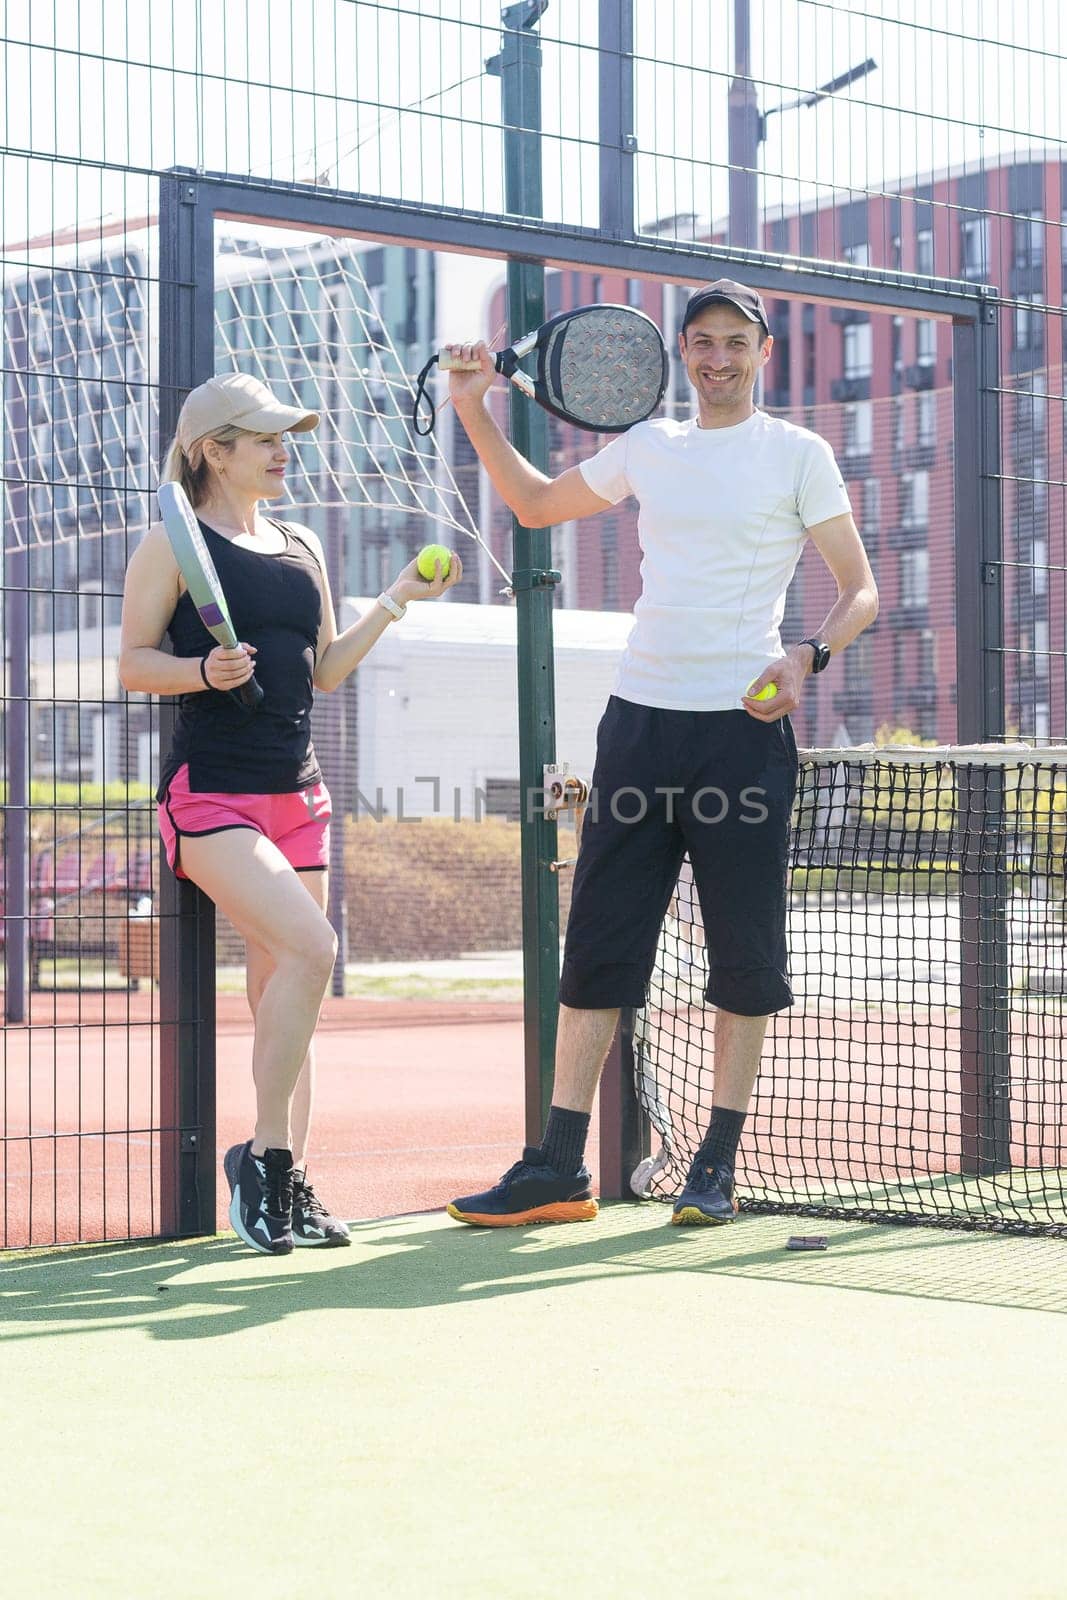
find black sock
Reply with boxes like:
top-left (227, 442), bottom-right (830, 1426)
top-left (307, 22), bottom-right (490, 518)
top-left (697, 1107), bottom-right (746, 1172)
top-left (537, 1106), bottom-right (590, 1175)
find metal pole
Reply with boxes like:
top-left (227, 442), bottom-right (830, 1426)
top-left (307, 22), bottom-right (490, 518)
top-left (728, 0), bottom-right (760, 251)
top-left (598, 0), bottom-right (635, 241)
top-left (491, 2), bottom-right (558, 1141)
top-left (952, 301), bottom-right (1010, 1175)
top-left (158, 173), bottom-right (218, 1236)
top-left (3, 297), bottom-right (30, 1022)
top-left (325, 291), bottom-right (347, 996)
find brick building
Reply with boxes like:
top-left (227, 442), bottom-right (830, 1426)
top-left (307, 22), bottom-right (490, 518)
top-left (481, 154), bottom-right (1065, 748)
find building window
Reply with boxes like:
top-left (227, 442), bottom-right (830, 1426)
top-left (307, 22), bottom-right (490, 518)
top-left (843, 322), bottom-right (872, 378)
top-left (803, 330), bottom-right (816, 391)
top-left (843, 242), bottom-right (870, 268)
top-left (893, 396), bottom-right (906, 453)
top-left (1013, 213), bottom-right (1044, 269)
top-left (916, 228), bottom-right (934, 275)
top-left (1034, 619), bottom-right (1050, 679)
top-left (960, 216), bottom-right (991, 279)
top-left (1014, 373), bottom-right (1047, 440)
top-left (917, 391), bottom-right (937, 446)
top-left (862, 478), bottom-right (881, 534)
top-left (891, 316), bottom-right (903, 377)
top-left (843, 400), bottom-right (872, 457)
top-left (1033, 536), bottom-right (1048, 596)
top-left (845, 631), bottom-right (872, 686)
top-left (899, 547), bottom-right (929, 608)
top-left (916, 319), bottom-right (937, 366)
top-left (900, 471), bottom-right (929, 529)
top-left (1014, 295), bottom-right (1045, 351)
top-left (1035, 702), bottom-right (1050, 739)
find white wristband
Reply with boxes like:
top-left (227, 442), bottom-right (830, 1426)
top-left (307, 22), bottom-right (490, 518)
top-left (376, 592), bottom-right (406, 621)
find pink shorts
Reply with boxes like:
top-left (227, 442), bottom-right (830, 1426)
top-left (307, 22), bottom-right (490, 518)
top-left (159, 764), bottom-right (332, 880)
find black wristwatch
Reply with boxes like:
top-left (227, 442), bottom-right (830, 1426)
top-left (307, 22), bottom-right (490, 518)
top-left (800, 637), bottom-right (831, 674)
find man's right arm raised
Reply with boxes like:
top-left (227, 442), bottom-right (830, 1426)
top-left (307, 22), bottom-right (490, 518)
top-left (447, 340), bottom-right (613, 529)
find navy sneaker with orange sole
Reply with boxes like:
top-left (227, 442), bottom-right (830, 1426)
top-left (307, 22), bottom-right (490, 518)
top-left (447, 1149), bottom-right (598, 1227)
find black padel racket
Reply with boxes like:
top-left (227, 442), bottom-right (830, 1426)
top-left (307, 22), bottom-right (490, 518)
top-left (413, 303), bottom-right (669, 436)
top-left (157, 481), bottom-right (263, 712)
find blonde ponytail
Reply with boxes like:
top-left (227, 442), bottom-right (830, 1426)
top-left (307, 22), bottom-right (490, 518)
top-left (160, 423), bottom-right (246, 507)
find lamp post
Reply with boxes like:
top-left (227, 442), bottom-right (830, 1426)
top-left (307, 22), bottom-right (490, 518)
top-left (728, 0), bottom-right (876, 250)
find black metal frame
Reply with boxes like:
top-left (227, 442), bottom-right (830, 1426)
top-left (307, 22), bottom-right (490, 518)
top-left (155, 46), bottom-right (1004, 1225)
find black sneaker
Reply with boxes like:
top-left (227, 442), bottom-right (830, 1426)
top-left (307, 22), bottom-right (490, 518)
top-left (223, 1141), bottom-right (295, 1255)
top-left (671, 1157), bottom-right (739, 1226)
top-left (446, 1148), bottom-right (599, 1227)
top-left (291, 1169), bottom-right (351, 1248)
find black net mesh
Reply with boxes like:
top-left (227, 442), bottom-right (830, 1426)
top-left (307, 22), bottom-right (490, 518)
top-left (629, 747), bottom-right (1067, 1236)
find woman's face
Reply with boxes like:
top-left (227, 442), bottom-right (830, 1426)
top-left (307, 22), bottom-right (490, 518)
top-left (210, 429), bottom-right (290, 501)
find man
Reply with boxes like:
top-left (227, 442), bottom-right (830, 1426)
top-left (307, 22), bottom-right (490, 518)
top-left (445, 278), bottom-right (878, 1227)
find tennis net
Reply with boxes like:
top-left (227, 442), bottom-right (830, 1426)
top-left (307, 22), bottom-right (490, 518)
top-left (625, 746), bottom-right (1067, 1236)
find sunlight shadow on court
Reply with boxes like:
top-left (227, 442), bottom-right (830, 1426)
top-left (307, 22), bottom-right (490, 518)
top-left (3, 1203), bottom-right (1067, 1348)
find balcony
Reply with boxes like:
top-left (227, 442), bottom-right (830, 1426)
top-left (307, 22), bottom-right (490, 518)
top-left (1010, 263), bottom-right (1046, 298)
top-left (888, 605), bottom-right (929, 629)
top-left (833, 685), bottom-right (873, 715)
top-left (1010, 346), bottom-right (1045, 376)
top-left (906, 681), bottom-right (940, 710)
top-left (903, 363), bottom-right (936, 390)
top-left (902, 442), bottom-right (937, 471)
top-left (830, 375), bottom-right (871, 402)
top-left (840, 452), bottom-right (872, 480)
top-left (830, 305), bottom-right (871, 325)
top-left (887, 523), bottom-right (928, 550)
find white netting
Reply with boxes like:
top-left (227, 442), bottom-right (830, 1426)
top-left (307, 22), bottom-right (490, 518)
top-left (4, 223), bottom-right (505, 585)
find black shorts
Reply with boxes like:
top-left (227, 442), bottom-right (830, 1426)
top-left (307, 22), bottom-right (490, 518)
top-left (559, 697), bottom-right (799, 1016)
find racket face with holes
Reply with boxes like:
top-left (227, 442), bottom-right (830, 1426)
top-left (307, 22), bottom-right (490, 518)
top-left (157, 481), bottom-right (263, 710)
top-left (532, 305), bottom-right (669, 432)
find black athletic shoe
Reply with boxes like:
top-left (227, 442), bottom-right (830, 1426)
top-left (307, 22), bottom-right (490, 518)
top-left (223, 1141), bottom-right (295, 1255)
top-left (671, 1158), bottom-right (739, 1226)
top-left (446, 1148), bottom-right (599, 1227)
top-left (291, 1169), bottom-right (351, 1248)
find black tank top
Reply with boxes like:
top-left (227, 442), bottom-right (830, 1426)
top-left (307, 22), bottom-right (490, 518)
top-left (157, 519), bottom-right (324, 797)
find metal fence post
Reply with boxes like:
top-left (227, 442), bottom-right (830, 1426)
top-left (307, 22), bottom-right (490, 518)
top-left (157, 174), bottom-right (219, 1235)
top-left (492, 3), bottom-right (558, 1142)
top-left (953, 300), bottom-right (1010, 1175)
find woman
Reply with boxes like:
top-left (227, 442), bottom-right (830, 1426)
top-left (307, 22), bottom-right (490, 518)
top-left (119, 372), bottom-right (461, 1256)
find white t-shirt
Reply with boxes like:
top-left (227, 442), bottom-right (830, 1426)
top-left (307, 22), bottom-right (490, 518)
top-left (578, 410), bottom-right (852, 711)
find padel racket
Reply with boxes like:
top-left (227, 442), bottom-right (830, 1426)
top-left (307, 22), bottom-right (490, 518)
top-left (156, 481), bottom-right (263, 712)
top-left (413, 303), bottom-right (669, 436)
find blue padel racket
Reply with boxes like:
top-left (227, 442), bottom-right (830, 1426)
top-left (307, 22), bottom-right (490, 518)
top-left (157, 481), bottom-right (263, 712)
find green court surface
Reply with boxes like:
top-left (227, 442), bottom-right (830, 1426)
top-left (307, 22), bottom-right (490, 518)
top-left (3, 1207), bottom-right (1065, 1599)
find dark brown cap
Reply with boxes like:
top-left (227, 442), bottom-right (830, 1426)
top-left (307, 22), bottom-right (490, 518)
top-left (682, 279), bottom-right (769, 337)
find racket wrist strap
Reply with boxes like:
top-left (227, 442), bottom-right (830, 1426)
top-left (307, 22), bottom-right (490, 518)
top-left (376, 591), bottom-right (407, 621)
top-left (199, 654), bottom-right (211, 688)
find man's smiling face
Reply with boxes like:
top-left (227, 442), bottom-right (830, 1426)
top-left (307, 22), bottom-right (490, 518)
top-left (679, 303), bottom-right (773, 423)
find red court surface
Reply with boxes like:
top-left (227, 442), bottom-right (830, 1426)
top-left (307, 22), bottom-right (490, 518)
top-left (2, 995), bottom-right (599, 1249)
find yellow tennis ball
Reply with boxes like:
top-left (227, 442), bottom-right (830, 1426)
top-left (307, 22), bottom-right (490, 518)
top-left (416, 543), bottom-right (452, 581)
top-left (747, 680), bottom-right (778, 702)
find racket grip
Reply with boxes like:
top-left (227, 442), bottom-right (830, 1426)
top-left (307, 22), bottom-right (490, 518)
top-left (232, 674), bottom-right (264, 712)
top-left (438, 348), bottom-right (503, 374)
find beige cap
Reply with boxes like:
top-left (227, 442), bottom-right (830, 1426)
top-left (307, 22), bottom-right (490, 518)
top-left (176, 372), bottom-right (319, 451)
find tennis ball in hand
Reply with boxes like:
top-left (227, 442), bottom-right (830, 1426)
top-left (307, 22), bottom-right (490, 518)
top-left (416, 544), bottom-right (452, 581)
top-left (746, 680), bottom-right (778, 702)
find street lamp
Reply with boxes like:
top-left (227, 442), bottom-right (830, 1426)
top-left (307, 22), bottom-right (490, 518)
top-left (728, 0), bottom-right (877, 250)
